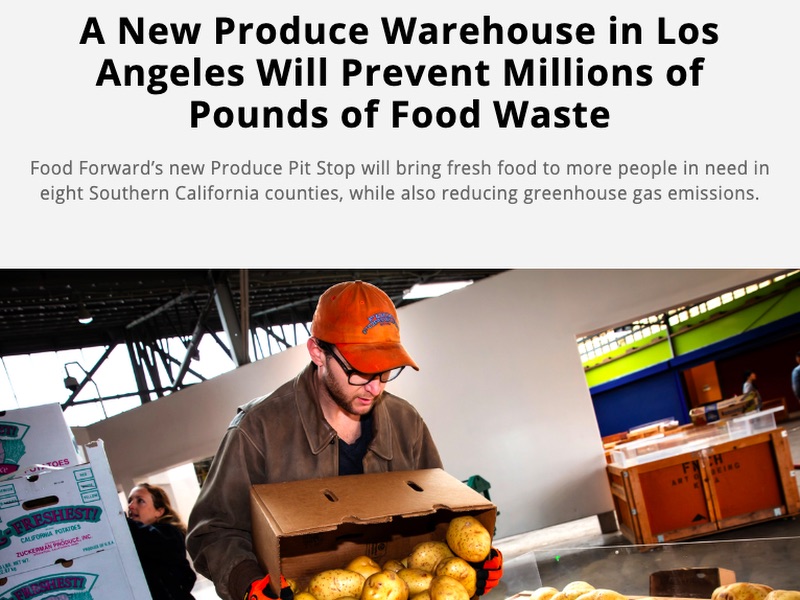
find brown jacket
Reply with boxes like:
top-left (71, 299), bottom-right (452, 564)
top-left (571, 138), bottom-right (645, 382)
top-left (186, 362), bottom-right (443, 600)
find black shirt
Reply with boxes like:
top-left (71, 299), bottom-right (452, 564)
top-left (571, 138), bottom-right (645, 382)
top-left (338, 412), bottom-right (374, 475)
top-left (128, 518), bottom-right (197, 600)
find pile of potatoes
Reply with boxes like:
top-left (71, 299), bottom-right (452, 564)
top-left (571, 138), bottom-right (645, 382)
top-left (712, 583), bottom-right (800, 600)
top-left (528, 581), bottom-right (627, 600)
top-left (527, 581), bottom-right (800, 600)
top-left (289, 515), bottom-right (493, 600)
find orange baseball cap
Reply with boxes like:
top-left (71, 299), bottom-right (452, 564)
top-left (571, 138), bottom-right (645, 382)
top-left (311, 280), bottom-right (419, 373)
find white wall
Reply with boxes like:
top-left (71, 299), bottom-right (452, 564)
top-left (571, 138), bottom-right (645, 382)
top-left (73, 268), bottom-right (781, 539)
top-left (73, 342), bottom-right (311, 488)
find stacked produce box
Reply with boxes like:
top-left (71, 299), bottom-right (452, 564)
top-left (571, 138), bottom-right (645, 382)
top-left (0, 403), bottom-right (151, 599)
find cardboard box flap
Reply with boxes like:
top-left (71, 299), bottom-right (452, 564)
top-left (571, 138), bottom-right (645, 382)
top-left (252, 469), bottom-right (493, 535)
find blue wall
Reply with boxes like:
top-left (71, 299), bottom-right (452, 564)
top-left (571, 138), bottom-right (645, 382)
top-left (590, 313), bottom-right (800, 438)
top-left (592, 366), bottom-right (688, 437)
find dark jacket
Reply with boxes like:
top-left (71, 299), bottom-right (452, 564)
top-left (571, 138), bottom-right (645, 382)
top-left (128, 518), bottom-right (196, 600)
top-left (186, 362), bottom-right (443, 600)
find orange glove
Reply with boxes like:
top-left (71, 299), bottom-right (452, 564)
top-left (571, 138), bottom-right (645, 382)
top-left (247, 574), bottom-right (294, 600)
top-left (471, 547), bottom-right (503, 596)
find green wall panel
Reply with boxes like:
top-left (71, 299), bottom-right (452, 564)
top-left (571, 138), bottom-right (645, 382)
top-left (584, 341), bottom-right (672, 388)
top-left (584, 278), bottom-right (800, 388)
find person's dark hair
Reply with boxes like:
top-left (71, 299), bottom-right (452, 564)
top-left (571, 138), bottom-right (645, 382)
top-left (311, 338), bottom-right (334, 369)
top-left (743, 369), bottom-right (755, 382)
top-left (316, 338), bottom-right (334, 355)
top-left (135, 483), bottom-right (187, 534)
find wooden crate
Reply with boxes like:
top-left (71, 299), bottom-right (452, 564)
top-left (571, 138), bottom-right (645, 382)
top-left (607, 449), bottom-right (718, 544)
top-left (607, 428), bottom-right (800, 544)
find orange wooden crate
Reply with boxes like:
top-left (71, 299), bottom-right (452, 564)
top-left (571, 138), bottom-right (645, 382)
top-left (606, 428), bottom-right (800, 544)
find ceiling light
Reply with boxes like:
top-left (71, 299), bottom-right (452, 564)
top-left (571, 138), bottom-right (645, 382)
top-left (77, 302), bottom-right (93, 325)
top-left (402, 280), bottom-right (473, 300)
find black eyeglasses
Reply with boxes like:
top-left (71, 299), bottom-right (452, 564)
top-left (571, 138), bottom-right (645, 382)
top-left (317, 340), bottom-right (404, 386)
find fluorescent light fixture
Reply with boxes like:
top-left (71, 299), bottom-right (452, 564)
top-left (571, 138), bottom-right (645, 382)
top-left (402, 280), bottom-right (473, 300)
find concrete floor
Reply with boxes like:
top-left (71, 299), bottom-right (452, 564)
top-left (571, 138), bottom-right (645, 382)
top-left (193, 417), bottom-right (800, 599)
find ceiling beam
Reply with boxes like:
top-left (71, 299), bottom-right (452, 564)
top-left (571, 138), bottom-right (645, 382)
top-left (213, 273), bottom-right (249, 367)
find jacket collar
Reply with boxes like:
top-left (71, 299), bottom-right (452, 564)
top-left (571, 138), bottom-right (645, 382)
top-left (295, 363), bottom-right (394, 461)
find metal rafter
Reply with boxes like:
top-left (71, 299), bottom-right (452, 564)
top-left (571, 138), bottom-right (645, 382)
top-left (1, 269), bottom-right (506, 419)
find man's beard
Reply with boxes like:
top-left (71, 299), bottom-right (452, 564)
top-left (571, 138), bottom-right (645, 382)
top-left (322, 367), bottom-right (383, 416)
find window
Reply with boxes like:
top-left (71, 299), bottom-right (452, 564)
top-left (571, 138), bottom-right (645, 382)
top-left (577, 272), bottom-right (797, 364)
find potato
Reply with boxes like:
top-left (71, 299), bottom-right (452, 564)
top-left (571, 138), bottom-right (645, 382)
top-left (529, 587), bottom-right (560, 600)
top-left (429, 575), bottom-right (470, 600)
top-left (308, 569), bottom-right (367, 600)
top-left (398, 568), bottom-right (435, 596)
top-left (383, 559), bottom-right (407, 573)
top-left (433, 557), bottom-right (477, 597)
top-left (412, 592), bottom-right (432, 600)
top-left (361, 570), bottom-right (410, 600)
top-left (347, 555), bottom-right (383, 579)
top-left (445, 516), bottom-right (492, 562)
top-left (561, 582), bottom-right (596, 600)
top-left (766, 592), bottom-right (800, 600)
top-left (296, 593), bottom-right (318, 600)
top-left (713, 583), bottom-right (774, 600)
top-left (408, 541), bottom-right (455, 573)
top-left (574, 590), bottom-right (627, 600)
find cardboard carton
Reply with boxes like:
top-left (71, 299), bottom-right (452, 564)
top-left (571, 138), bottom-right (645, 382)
top-left (0, 438), bottom-right (150, 596)
top-left (0, 403), bottom-right (81, 478)
top-left (689, 393), bottom-right (758, 426)
top-left (0, 545), bottom-right (152, 600)
top-left (251, 468), bottom-right (497, 590)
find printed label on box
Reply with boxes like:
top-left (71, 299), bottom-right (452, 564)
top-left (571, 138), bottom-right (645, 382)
top-left (0, 544), bottom-right (151, 600)
top-left (0, 463), bottom-right (116, 576)
top-left (0, 484), bottom-right (20, 510)
top-left (0, 571), bottom-right (99, 600)
top-left (0, 404), bottom-right (81, 478)
top-left (0, 421), bottom-right (30, 476)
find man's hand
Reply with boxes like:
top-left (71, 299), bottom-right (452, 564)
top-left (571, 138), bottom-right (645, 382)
top-left (471, 547), bottom-right (504, 596)
top-left (247, 574), bottom-right (294, 600)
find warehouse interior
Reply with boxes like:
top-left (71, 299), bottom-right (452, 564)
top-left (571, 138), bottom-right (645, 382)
top-left (0, 269), bottom-right (505, 416)
top-left (2, 268), bottom-right (799, 598)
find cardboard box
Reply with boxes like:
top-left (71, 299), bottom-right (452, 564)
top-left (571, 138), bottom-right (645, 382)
top-left (0, 403), bottom-right (81, 477)
top-left (689, 393), bottom-right (758, 426)
top-left (251, 468), bottom-right (497, 590)
top-left (0, 439), bottom-right (150, 595)
top-left (0, 545), bottom-right (152, 600)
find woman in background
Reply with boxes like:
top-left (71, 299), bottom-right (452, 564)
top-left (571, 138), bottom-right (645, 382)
top-left (127, 483), bottom-right (197, 600)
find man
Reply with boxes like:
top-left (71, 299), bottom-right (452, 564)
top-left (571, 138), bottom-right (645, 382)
top-left (187, 281), bottom-right (502, 600)
top-left (741, 370), bottom-right (762, 410)
top-left (792, 351), bottom-right (800, 402)
top-left (742, 370), bottom-right (757, 395)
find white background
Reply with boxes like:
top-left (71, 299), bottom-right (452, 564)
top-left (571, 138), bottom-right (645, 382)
top-left (2, 1), bottom-right (796, 268)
